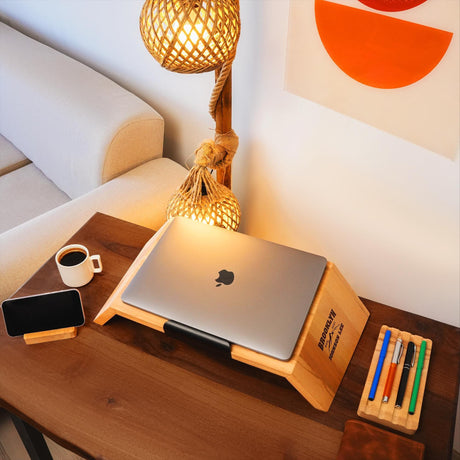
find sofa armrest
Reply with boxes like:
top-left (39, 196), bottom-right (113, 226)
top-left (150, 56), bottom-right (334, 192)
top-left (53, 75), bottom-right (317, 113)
top-left (0, 158), bottom-right (186, 302)
top-left (0, 22), bottom-right (164, 198)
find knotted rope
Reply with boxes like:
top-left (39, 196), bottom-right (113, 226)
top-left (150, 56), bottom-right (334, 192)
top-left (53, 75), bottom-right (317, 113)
top-left (166, 131), bottom-right (241, 230)
top-left (174, 129), bottom-right (239, 203)
top-left (194, 130), bottom-right (239, 170)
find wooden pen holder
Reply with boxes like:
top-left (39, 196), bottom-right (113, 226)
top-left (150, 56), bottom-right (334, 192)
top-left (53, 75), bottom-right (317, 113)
top-left (357, 325), bottom-right (432, 434)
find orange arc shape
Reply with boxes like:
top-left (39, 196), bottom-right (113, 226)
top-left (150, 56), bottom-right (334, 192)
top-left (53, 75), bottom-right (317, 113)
top-left (315, 0), bottom-right (453, 89)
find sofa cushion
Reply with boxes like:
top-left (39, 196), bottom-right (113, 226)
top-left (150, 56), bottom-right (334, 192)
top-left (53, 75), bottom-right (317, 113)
top-left (0, 22), bottom-right (164, 199)
top-left (0, 158), bottom-right (187, 302)
top-left (0, 134), bottom-right (30, 177)
top-left (0, 163), bottom-right (70, 233)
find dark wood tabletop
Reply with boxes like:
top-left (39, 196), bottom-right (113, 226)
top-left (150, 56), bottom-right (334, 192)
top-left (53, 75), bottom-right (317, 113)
top-left (1, 213), bottom-right (458, 460)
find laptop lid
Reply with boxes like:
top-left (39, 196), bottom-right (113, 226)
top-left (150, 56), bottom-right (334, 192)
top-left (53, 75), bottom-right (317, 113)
top-left (122, 217), bottom-right (327, 361)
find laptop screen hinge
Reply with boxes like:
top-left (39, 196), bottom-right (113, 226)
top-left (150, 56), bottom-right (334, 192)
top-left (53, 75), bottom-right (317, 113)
top-left (164, 320), bottom-right (231, 356)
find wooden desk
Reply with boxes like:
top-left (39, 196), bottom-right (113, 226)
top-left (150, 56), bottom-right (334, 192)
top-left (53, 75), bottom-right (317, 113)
top-left (0, 213), bottom-right (458, 459)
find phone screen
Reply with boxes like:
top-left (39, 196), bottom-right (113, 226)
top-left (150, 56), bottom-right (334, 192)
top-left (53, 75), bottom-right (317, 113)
top-left (1, 290), bottom-right (85, 336)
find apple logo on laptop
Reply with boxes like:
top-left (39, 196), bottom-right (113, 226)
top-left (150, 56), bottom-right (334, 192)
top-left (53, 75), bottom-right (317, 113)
top-left (215, 269), bottom-right (234, 287)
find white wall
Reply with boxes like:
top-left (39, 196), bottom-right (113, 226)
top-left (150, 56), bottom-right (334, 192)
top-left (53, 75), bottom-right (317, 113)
top-left (0, 0), bottom-right (458, 328)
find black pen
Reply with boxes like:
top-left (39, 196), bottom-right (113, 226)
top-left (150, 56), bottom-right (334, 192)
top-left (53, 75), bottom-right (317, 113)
top-left (395, 341), bottom-right (416, 408)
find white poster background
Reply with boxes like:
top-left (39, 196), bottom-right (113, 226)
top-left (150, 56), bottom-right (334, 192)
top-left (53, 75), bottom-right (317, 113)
top-left (285, 0), bottom-right (459, 160)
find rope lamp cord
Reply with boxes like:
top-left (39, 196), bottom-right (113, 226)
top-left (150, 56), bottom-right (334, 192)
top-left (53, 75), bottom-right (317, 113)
top-left (208, 59), bottom-right (233, 121)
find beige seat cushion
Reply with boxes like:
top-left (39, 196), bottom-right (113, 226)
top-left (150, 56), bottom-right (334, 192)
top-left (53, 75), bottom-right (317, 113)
top-left (0, 157), bottom-right (187, 302)
top-left (0, 134), bottom-right (30, 177)
top-left (0, 163), bottom-right (70, 233)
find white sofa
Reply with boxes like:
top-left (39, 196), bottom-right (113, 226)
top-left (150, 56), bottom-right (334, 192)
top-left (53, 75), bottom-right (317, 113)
top-left (0, 22), bottom-right (187, 301)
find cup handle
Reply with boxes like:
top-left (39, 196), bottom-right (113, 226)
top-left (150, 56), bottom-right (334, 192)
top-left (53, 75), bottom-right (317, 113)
top-left (90, 255), bottom-right (103, 273)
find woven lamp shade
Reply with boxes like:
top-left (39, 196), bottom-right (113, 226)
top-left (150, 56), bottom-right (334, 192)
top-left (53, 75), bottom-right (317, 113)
top-left (166, 166), bottom-right (240, 231)
top-left (140, 0), bottom-right (240, 74)
top-left (167, 194), bottom-right (240, 231)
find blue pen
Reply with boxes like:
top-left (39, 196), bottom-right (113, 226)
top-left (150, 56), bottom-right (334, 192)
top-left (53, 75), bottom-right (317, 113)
top-left (368, 329), bottom-right (391, 401)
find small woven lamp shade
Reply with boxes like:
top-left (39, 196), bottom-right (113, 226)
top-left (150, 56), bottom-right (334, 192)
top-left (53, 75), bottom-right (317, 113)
top-left (140, 0), bottom-right (240, 74)
top-left (166, 139), bottom-right (240, 231)
top-left (166, 166), bottom-right (241, 231)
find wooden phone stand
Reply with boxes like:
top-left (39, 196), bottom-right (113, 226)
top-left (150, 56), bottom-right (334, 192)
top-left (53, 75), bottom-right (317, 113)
top-left (23, 327), bottom-right (77, 345)
top-left (94, 221), bottom-right (369, 411)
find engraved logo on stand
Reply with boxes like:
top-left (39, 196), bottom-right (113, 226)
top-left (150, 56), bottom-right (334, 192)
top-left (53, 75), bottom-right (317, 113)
top-left (318, 308), bottom-right (345, 360)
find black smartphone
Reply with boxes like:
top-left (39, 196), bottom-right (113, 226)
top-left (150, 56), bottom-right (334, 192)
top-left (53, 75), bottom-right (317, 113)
top-left (1, 289), bottom-right (85, 336)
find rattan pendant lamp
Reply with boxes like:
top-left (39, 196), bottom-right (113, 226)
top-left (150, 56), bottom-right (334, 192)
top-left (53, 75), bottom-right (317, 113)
top-left (140, 0), bottom-right (241, 230)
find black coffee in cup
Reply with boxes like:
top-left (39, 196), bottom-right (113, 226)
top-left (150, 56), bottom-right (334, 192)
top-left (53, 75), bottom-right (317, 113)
top-left (59, 250), bottom-right (87, 267)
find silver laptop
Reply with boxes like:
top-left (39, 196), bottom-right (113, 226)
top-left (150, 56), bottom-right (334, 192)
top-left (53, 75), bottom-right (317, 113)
top-left (122, 217), bottom-right (327, 361)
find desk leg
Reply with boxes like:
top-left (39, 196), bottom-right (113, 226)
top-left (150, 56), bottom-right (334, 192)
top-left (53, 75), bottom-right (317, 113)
top-left (10, 413), bottom-right (53, 460)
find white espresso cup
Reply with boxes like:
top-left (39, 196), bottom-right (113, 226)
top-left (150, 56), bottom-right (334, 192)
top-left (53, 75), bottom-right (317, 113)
top-left (55, 244), bottom-right (102, 287)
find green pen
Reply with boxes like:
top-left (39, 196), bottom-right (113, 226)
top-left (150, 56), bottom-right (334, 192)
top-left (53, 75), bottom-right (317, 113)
top-left (409, 340), bottom-right (427, 414)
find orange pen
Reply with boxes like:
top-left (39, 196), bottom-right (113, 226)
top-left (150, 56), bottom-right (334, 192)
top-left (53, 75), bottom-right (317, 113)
top-left (382, 338), bottom-right (403, 403)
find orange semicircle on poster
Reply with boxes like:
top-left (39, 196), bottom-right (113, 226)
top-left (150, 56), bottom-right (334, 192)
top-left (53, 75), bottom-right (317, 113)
top-left (315, 0), bottom-right (453, 89)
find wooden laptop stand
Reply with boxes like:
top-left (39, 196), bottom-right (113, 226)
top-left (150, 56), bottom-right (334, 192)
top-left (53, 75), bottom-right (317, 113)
top-left (94, 221), bottom-right (369, 411)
